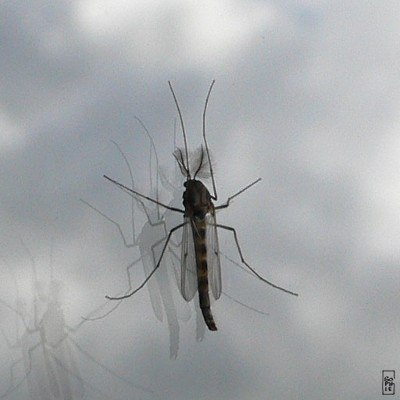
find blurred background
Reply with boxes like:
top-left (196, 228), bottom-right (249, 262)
top-left (1, 1), bottom-right (400, 399)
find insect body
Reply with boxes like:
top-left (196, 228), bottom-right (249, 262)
top-left (179, 163), bottom-right (220, 330)
top-left (104, 81), bottom-right (298, 331)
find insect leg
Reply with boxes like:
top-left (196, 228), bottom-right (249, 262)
top-left (24, 340), bottom-right (42, 381)
top-left (214, 224), bottom-right (298, 296)
top-left (79, 256), bottom-right (144, 322)
top-left (80, 199), bottom-right (139, 248)
top-left (221, 291), bottom-right (270, 316)
top-left (40, 320), bottom-right (154, 396)
top-left (134, 117), bottom-right (161, 214)
top-left (104, 175), bottom-right (184, 214)
top-left (106, 223), bottom-right (185, 300)
top-left (68, 337), bottom-right (153, 395)
top-left (215, 178), bottom-right (261, 210)
top-left (81, 202), bottom-right (169, 320)
top-left (0, 357), bottom-right (27, 399)
top-left (109, 139), bottom-right (139, 241)
top-left (45, 351), bottom-right (104, 398)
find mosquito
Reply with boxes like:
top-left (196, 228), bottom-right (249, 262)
top-left (0, 240), bottom-right (152, 399)
top-left (104, 81), bottom-right (298, 331)
top-left (87, 120), bottom-right (269, 342)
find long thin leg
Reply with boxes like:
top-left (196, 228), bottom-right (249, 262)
top-left (220, 252), bottom-right (253, 277)
top-left (222, 291), bottom-right (270, 316)
top-left (81, 255), bottom-right (145, 322)
top-left (110, 140), bottom-right (137, 241)
top-left (0, 299), bottom-right (25, 326)
top-left (0, 319), bottom-right (32, 398)
top-left (79, 199), bottom-right (141, 320)
top-left (44, 349), bottom-right (118, 399)
top-left (104, 175), bottom-right (184, 214)
top-left (215, 178), bottom-right (261, 210)
top-left (10, 334), bottom-right (114, 400)
top-left (215, 224), bottom-right (298, 296)
top-left (68, 337), bottom-right (153, 394)
top-left (81, 198), bottom-right (166, 248)
top-left (20, 239), bottom-right (39, 329)
top-left (81, 197), bottom-right (171, 320)
top-left (28, 329), bottom-right (147, 398)
top-left (44, 334), bottom-right (153, 395)
top-left (134, 117), bottom-right (161, 215)
top-left (27, 328), bottom-right (154, 397)
top-left (106, 223), bottom-right (185, 300)
top-left (80, 199), bottom-right (138, 248)
top-left (0, 357), bottom-right (27, 399)
top-left (166, 234), bottom-right (270, 317)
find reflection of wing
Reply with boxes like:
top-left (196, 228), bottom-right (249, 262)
top-left (206, 211), bottom-right (221, 300)
top-left (142, 250), bottom-right (163, 321)
top-left (180, 218), bottom-right (197, 301)
top-left (41, 306), bottom-right (85, 399)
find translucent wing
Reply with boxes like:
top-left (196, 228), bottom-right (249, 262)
top-left (180, 217), bottom-right (197, 301)
top-left (139, 220), bottom-right (166, 321)
top-left (206, 211), bottom-right (222, 300)
top-left (142, 250), bottom-right (164, 321)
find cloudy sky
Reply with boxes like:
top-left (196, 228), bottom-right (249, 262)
top-left (1, 1), bottom-right (400, 399)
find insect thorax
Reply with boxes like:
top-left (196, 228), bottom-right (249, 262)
top-left (183, 179), bottom-right (213, 218)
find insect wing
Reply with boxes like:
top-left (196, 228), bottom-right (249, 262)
top-left (206, 212), bottom-right (222, 300)
top-left (180, 217), bottom-right (197, 301)
top-left (142, 249), bottom-right (164, 322)
top-left (42, 304), bottom-right (85, 399)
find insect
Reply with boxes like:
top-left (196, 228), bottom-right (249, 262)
top-left (82, 125), bottom-right (191, 358)
top-left (86, 120), bottom-right (270, 343)
top-left (0, 240), bottom-right (152, 399)
top-left (0, 242), bottom-right (86, 400)
top-left (104, 81), bottom-right (298, 331)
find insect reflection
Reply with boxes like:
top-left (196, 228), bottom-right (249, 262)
top-left (0, 240), bottom-right (152, 399)
top-left (104, 81), bottom-right (298, 331)
top-left (82, 124), bottom-right (190, 358)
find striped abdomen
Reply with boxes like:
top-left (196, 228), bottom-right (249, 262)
top-left (193, 217), bottom-right (217, 331)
